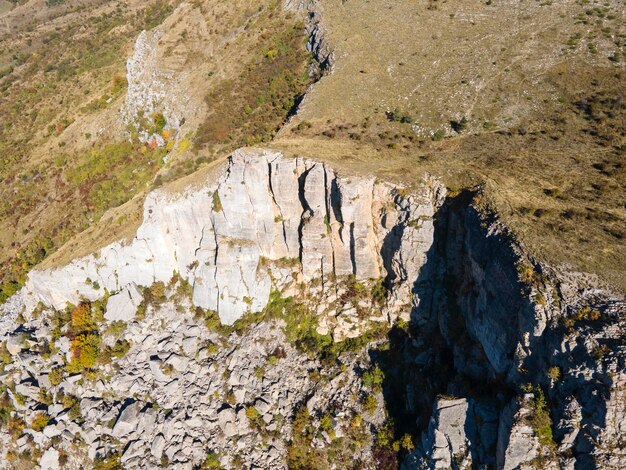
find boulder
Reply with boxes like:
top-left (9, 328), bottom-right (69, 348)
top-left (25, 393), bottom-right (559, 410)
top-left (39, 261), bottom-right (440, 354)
top-left (40, 447), bottom-right (60, 470)
top-left (105, 283), bottom-right (143, 322)
top-left (151, 434), bottom-right (166, 459)
top-left (112, 401), bottom-right (143, 438)
top-left (6, 335), bottom-right (22, 355)
top-left (217, 407), bottom-right (238, 437)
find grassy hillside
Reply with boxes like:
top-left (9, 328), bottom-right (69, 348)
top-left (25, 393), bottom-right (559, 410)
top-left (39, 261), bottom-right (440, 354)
top-left (0, 0), bottom-right (313, 300)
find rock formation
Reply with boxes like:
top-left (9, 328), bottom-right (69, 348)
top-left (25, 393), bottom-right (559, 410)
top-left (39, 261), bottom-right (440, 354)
top-left (0, 149), bottom-right (624, 469)
top-left (23, 150), bottom-right (445, 336)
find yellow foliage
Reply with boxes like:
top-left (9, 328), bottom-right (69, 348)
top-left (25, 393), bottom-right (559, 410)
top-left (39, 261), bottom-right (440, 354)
top-left (31, 412), bottom-right (50, 432)
top-left (177, 137), bottom-right (191, 154)
top-left (71, 303), bottom-right (92, 334)
top-left (150, 281), bottom-right (166, 300)
top-left (69, 333), bottom-right (100, 370)
top-left (401, 434), bottom-right (415, 451)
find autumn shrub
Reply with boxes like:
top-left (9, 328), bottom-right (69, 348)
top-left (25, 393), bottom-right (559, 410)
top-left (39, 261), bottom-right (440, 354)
top-left (149, 281), bottom-right (166, 303)
top-left (68, 334), bottom-right (101, 371)
top-left (245, 406), bottom-right (264, 430)
top-left (70, 303), bottom-right (93, 335)
top-left (31, 412), bottom-right (50, 432)
top-left (286, 406), bottom-right (325, 469)
top-left (0, 341), bottom-right (12, 372)
top-left (7, 416), bottom-right (25, 439)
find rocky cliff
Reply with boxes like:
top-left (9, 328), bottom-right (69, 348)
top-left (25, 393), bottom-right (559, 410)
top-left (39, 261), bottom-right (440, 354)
top-left (0, 150), bottom-right (624, 470)
top-left (23, 149), bottom-right (445, 338)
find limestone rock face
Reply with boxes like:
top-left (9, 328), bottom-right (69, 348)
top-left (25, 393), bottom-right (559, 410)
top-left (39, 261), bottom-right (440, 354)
top-left (23, 150), bottom-right (445, 330)
top-left (417, 398), bottom-right (499, 469)
top-left (496, 398), bottom-right (541, 470)
top-left (0, 148), bottom-right (624, 470)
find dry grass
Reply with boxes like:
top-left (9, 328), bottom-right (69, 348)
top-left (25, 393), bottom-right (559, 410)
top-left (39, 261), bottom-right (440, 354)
top-left (286, 0), bottom-right (625, 136)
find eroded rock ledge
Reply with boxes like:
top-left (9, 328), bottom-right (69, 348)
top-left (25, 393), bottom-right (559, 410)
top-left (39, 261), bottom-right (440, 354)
top-left (24, 150), bottom-right (445, 337)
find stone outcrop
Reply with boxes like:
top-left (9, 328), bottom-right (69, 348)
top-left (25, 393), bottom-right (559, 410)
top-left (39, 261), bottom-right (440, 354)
top-left (284, 0), bottom-right (334, 72)
top-left (23, 150), bottom-right (445, 333)
top-left (120, 29), bottom-right (190, 143)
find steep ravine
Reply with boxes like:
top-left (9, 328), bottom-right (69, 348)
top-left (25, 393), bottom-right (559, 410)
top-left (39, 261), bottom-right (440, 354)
top-left (0, 150), bottom-right (624, 469)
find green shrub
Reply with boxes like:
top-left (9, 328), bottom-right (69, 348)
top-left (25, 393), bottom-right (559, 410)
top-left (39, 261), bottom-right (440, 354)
top-left (450, 116), bottom-right (468, 133)
top-left (105, 321), bottom-right (127, 337)
top-left (432, 129), bottom-right (446, 141)
top-left (363, 395), bottom-right (378, 415)
top-left (195, 307), bottom-right (233, 337)
top-left (529, 388), bottom-right (556, 448)
top-left (319, 413), bottom-right (333, 432)
top-left (152, 112), bottom-right (167, 133)
top-left (49, 367), bottom-right (64, 386)
top-left (375, 421), bottom-right (395, 448)
top-left (371, 279), bottom-right (388, 306)
top-left (387, 108), bottom-right (414, 124)
top-left (201, 452), bottom-right (223, 469)
top-left (362, 365), bottom-right (385, 392)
